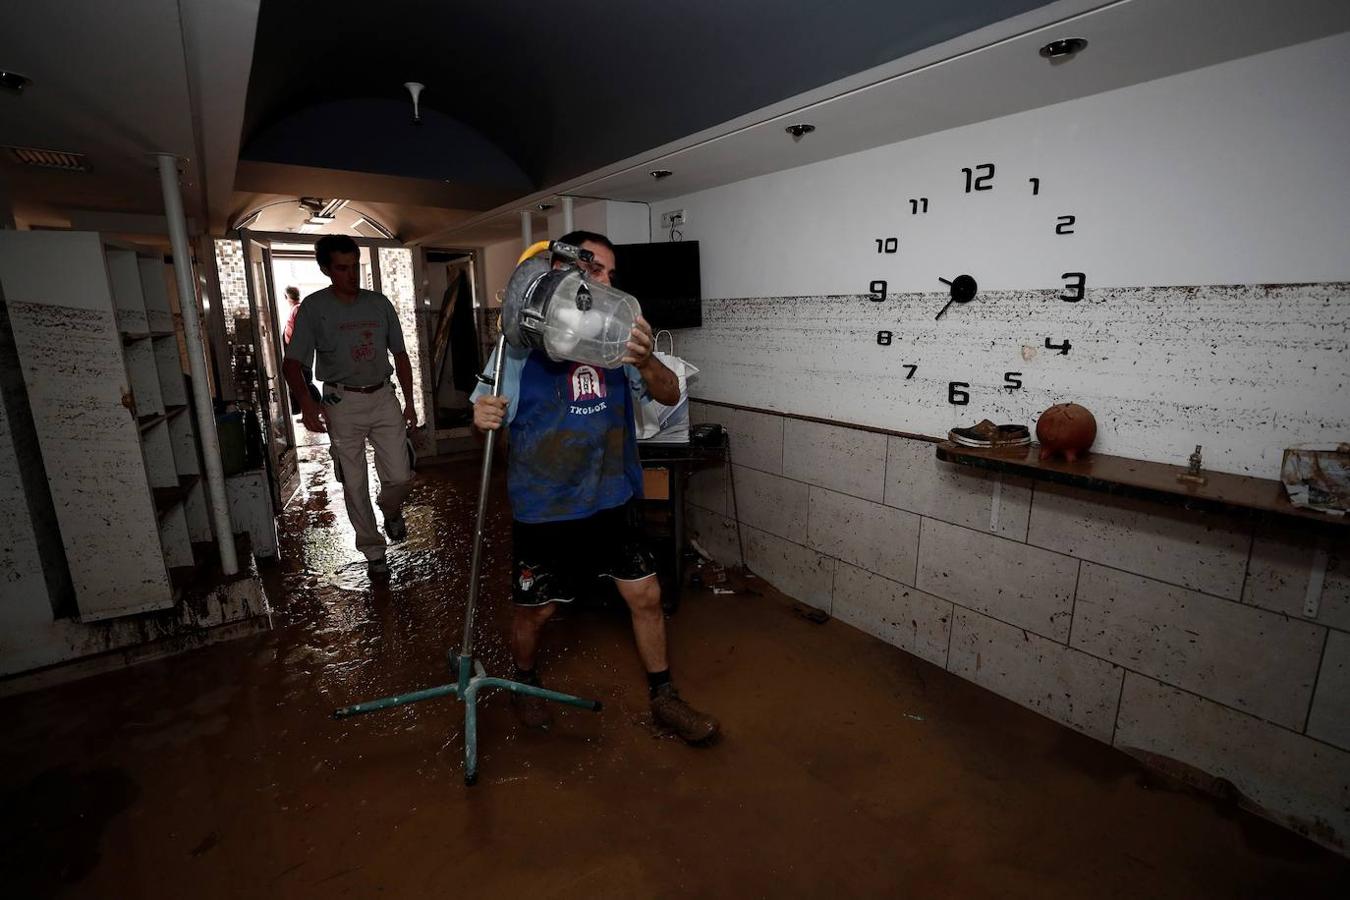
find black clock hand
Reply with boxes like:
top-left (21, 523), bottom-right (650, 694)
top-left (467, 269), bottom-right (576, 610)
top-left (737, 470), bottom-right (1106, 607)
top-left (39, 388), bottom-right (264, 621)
top-left (936, 274), bottom-right (978, 320)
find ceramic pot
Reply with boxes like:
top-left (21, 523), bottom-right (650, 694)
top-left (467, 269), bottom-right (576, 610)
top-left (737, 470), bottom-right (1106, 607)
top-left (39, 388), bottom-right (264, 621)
top-left (1036, 403), bottom-right (1097, 461)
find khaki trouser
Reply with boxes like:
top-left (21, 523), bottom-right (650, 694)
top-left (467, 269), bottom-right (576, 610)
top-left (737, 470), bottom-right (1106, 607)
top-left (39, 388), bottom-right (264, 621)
top-left (324, 383), bottom-right (412, 561)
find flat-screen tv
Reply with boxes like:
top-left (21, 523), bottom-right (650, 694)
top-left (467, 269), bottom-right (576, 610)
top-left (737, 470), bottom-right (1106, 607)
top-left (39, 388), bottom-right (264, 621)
top-left (613, 241), bottom-right (701, 330)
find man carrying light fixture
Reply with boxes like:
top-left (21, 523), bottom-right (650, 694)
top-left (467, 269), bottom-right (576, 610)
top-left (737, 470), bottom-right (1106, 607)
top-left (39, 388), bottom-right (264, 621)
top-left (471, 230), bottom-right (720, 745)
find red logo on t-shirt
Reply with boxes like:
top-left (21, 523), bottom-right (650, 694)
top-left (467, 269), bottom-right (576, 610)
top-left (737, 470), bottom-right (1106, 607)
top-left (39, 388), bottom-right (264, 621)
top-left (569, 364), bottom-right (606, 401)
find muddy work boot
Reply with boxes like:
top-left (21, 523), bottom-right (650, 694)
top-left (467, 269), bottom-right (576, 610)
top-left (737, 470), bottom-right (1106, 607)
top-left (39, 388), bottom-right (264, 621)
top-left (510, 675), bottom-right (553, 730)
top-left (651, 684), bottom-right (720, 745)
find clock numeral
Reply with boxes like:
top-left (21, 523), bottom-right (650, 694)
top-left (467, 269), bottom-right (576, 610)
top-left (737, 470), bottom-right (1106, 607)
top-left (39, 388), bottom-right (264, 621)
top-left (1045, 338), bottom-right (1072, 355)
top-left (1004, 372), bottom-right (1023, 390)
top-left (1029, 177), bottom-right (1041, 196)
top-left (909, 198), bottom-right (929, 214)
top-left (962, 163), bottom-right (995, 192)
top-left (876, 330), bottom-right (893, 346)
top-left (1056, 215), bottom-right (1076, 235)
top-left (874, 237), bottom-right (898, 254)
top-left (903, 364), bottom-right (917, 380)
top-left (948, 382), bottom-right (970, 405)
top-left (868, 279), bottom-right (888, 302)
top-left (1060, 272), bottom-right (1086, 302)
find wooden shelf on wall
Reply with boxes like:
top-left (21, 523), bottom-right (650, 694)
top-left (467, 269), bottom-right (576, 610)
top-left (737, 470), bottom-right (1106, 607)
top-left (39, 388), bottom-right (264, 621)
top-left (935, 442), bottom-right (1347, 530)
top-left (153, 473), bottom-right (201, 516)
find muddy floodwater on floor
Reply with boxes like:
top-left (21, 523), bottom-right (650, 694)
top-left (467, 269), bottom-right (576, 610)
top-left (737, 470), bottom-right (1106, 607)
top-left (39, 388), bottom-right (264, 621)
top-left (2, 449), bottom-right (1348, 898)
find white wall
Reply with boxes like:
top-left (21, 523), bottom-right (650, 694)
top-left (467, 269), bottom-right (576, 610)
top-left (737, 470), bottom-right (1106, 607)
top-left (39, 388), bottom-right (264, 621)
top-left (547, 199), bottom-right (651, 244)
top-left (657, 32), bottom-right (1350, 476)
top-left (480, 236), bottom-right (523, 311)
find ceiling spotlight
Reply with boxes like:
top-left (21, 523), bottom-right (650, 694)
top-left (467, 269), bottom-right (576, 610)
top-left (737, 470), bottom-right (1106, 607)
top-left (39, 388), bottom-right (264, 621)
top-left (785, 123), bottom-right (815, 142)
top-left (650, 169), bottom-right (673, 180)
top-left (1039, 37), bottom-right (1088, 61)
top-left (1, 70), bottom-right (31, 94)
top-left (405, 81), bottom-right (425, 125)
top-left (537, 202), bottom-right (555, 211)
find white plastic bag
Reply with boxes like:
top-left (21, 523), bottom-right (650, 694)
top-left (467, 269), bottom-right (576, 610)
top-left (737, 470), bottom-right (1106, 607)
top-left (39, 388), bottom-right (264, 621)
top-left (636, 350), bottom-right (699, 442)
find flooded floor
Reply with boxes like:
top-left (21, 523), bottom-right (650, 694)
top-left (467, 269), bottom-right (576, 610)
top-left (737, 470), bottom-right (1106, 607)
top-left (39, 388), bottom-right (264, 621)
top-left (3, 448), bottom-right (1348, 899)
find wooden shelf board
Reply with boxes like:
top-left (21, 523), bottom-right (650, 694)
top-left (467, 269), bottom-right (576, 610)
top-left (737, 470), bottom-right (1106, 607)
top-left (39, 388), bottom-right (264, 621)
top-left (935, 442), bottom-right (1346, 529)
top-left (153, 474), bottom-right (201, 516)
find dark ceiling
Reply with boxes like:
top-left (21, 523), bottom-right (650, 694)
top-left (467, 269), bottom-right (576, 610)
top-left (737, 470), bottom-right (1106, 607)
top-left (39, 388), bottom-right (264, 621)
top-left (242, 0), bottom-right (1054, 201)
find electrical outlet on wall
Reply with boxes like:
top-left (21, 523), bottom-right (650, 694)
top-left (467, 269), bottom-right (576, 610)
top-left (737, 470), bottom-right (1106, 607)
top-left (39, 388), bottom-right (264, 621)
top-left (660, 209), bottom-right (687, 229)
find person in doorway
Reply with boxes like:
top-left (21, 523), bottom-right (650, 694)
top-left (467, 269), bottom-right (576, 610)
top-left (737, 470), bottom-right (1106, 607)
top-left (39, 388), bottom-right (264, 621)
top-left (471, 230), bottom-right (720, 745)
top-left (283, 235), bottom-right (417, 581)
top-left (282, 285), bottom-right (321, 413)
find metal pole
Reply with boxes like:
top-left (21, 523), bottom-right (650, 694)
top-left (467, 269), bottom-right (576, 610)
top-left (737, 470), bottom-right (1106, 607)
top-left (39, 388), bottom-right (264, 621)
top-left (561, 196), bottom-right (574, 234)
top-left (156, 153), bottom-right (238, 575)
top-left (460, 334), bottom-right (508, 656)
top-left (520, 210), bottom-right (532, 246)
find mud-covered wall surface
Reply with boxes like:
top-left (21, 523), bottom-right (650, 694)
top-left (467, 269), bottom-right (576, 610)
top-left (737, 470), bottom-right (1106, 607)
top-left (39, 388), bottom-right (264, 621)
top-left (685, 405), bottom-right (1349, 852)
top-left (678, 282), bottom-right (1348, 477)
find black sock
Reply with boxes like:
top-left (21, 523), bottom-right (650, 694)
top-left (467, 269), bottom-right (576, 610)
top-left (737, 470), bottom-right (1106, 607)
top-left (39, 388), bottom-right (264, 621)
top-left (647, 669), bottom-right (672, 697)
top-left (514, 666), bottom-right (538, 685)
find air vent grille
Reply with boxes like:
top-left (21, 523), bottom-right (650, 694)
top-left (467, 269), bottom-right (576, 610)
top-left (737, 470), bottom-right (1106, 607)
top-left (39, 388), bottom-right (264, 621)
top-left (4, 146), bottom-right (91, 172)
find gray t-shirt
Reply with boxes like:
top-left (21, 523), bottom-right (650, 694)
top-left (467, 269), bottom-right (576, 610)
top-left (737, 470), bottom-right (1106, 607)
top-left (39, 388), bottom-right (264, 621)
top-left (284, 287), bottom-right (406, 386)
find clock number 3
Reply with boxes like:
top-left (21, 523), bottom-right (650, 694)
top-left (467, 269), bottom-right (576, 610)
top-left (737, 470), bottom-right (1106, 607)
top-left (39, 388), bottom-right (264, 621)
top-left (961, 164), bottom-right (995, 192)
top-left (1060, 272), bottom-right (1086, 302)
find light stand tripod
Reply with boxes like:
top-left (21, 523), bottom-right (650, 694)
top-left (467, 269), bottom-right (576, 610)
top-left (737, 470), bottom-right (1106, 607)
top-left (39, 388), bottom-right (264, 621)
top-left (333, 334), bottom-right (602, 785)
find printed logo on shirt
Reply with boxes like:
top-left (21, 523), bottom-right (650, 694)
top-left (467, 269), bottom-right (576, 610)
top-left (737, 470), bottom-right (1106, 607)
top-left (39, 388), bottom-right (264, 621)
top-left (518, 567), bottom-right (535, 591)
top-left (568, 364), bottom-right (607, 402)
top-left (340, 320), bottom-right (380, 363)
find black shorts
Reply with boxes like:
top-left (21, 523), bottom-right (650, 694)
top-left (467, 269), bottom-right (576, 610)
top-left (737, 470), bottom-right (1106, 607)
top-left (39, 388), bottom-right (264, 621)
top-left (512, 501), bottom-right (656, 607)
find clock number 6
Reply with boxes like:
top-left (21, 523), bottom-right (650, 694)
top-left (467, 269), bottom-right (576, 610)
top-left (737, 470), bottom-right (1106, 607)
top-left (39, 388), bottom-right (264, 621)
top-left (869, 279), bottom-right (888, 302)
top-left (948, 382), bottom-right (970, 405)
top-left (1060, 272), bottom-right (1086, 302)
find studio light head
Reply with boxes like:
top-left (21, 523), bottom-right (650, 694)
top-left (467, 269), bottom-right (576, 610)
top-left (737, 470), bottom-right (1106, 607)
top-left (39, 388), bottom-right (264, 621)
top-left (501, 241), bottom-right (640, 368)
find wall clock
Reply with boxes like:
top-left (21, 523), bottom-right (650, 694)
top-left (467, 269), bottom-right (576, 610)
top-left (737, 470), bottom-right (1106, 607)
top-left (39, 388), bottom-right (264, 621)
top-left (863, 162), bottom-right (1087, 408)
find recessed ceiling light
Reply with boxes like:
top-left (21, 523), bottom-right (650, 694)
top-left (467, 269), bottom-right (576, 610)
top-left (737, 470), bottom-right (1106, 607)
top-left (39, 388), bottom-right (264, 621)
top-left (785, 123), bottom-right (815, 141)
top-left (306, 215), bottom-right (335, 225)
top-left (1039, 37), bottom-right (1088, 60)
top-left (0, 70), bottom-right (31, 94)
top-left (650, 169), bottom-right (673, 180)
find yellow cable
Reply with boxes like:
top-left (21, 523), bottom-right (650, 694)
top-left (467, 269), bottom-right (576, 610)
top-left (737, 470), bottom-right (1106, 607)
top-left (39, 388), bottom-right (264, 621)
top-left (516, 240), bottom-right (552, 265)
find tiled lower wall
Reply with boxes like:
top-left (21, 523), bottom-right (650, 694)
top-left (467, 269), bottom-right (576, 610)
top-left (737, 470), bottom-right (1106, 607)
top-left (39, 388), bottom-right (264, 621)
top-left (686, 401), bottom-right (1350, 854)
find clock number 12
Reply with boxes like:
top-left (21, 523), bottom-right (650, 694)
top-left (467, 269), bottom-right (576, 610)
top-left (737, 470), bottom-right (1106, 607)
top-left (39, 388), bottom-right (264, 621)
top-left (962, 164), bottom-right (995, 192)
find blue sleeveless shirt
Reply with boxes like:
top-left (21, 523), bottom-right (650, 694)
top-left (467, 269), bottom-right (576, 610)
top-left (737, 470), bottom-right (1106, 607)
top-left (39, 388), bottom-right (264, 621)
top-left (474, 348), bottom-right (645, 523)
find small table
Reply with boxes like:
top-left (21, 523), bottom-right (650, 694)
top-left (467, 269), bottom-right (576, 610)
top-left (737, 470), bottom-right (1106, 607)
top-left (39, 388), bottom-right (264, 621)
top-left (638, 435), bottom-right (730, 609)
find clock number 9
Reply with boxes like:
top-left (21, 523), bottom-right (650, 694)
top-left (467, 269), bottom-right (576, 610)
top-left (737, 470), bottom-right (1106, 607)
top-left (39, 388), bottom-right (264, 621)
top-left (874, 237), bottom-right (898, 254)
top-left (948, 382), bottom-right (970, 405)
top-left (869, 279), bottom-right (888, 302)
top-left (962, 163), bottom-right (995, 192)
top-left (1060, 272), bottom-right (1086, 302)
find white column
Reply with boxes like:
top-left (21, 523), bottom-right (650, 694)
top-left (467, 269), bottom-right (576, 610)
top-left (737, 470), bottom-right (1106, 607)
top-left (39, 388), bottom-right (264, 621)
top-left (520, 210), bottom-right (532, 246)
top-left (561, 196), bottom-right (574, 234)
top-left (156, 154), bottom-right (238, 575)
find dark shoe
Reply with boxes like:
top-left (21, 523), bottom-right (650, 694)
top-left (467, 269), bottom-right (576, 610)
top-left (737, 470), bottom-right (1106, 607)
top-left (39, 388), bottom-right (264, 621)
top-left (367, 558), bottom-right (391, 581)
top-left (949, 419), bottom-right (1030, 448)
top-left (384, 515), bottom-right (407, 541)
top-left (511, 683), bottom-right (553, 730)
top-left (651, 684), bottom-right (720, 745)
